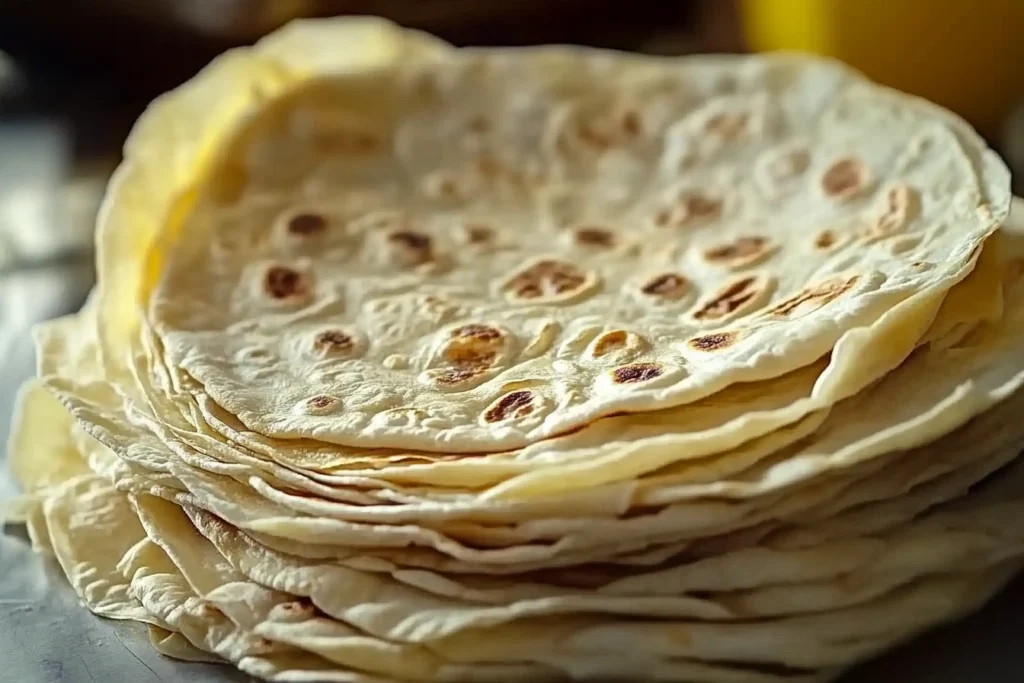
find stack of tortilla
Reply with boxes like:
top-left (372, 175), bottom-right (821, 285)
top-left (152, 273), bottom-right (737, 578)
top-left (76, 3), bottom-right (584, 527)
top-left (6, 17), bottom-right (1024, 683)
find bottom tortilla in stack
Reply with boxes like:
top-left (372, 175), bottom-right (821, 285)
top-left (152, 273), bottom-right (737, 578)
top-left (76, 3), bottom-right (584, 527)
top-left (5, 202), bottom-right (1024, 681)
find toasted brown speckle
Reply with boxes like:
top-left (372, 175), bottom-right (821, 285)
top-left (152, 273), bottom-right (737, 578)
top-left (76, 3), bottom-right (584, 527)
top-left (287, 213), bottom-right (328, 235)
top-left (575, 227), bottom-right (615, 247)
top-left (822, 158), bottom-right (869, 201)
top-left (688, 331), bottom-right (738, 351)
top-left (264, 266), bottom-right (308, 300)
top-left (814, 230), bottom-right (837, 249)
top-left (612, 362), bottom-right (663, 384)
top-left (307, 395), bottom-right (337, 410)
top-left (692, 275), bottom-right (768, 321)
top-left (484, 390), bottom-right (536, 422)
top-left (465, 224), bottom-right (493, 244)
top-left (703, 236), bottom-right (772, 268)
top-left (767, 275), bottom-right (860, 318)
top-left (503, 259), bottom-right (596, 303)
top-left (641, 273), bottom-right (690, 301)
top-left (622, 110), bottom-right (642, 136)
top-left (388, 230), bottom-right (434, 266)
top-left (314, 330), bottom-right (355, 355)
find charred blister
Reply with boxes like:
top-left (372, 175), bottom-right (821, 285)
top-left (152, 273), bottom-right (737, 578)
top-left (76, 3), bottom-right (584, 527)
top-left (610, 362), bottom-right (665, 384)
top-left (702, 236), bottom-right (776, 270)
top-left (573, 226), bottom-right (617, 248)
top-left (690, 273), bottom-right (774, 322)
top-left (422, 323), bottom-right (512, 390)
top-left (687, 331), bottom-right (741, 352)
top-left (653, 191), bottom-right (723, 229)
top-left (284, 211), bottom-right (329, 237)
top-left (502, 258), bottom-right (600, 305)
top-left (766, 274), bottom-right (861, 319)
top-left (482, 389), bottom-right (537, 423)
top-left (427, 366), bottom-right (491, 387)
top-left (640, 272), bottom-right (691, 302)
top-left (821, 157), bottom-right (871, 202)
top-left (443, 324), bottom-right (506, 366)
top-left (301, 394), bottom-right (342, 414)
top-left (866, 183), bottom-right (921, 238)
top-left (813, 229), bottom-right (839, 250)
top-left (387, 229), bottom-right (434, 267)
top-left (311, 328), bottom-right (362, 358)
top-left (263, 265), bottom-right (312, 304)
top-left (463, 223), bottom-right (495, 246)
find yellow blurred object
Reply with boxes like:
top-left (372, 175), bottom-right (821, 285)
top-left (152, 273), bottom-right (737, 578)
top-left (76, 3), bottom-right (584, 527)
top-left (740, 0), bottom-right (1024, 139)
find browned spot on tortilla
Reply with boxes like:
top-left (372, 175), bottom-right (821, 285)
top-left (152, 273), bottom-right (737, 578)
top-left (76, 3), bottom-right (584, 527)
top-left (641, 272), bottom-right (690, 301)
top-left (705, 112), bottom-right (748, 139)
top-left (653, 208), bottom-right (672, 227)
top-left (434, 366), bottom-right (489, 386)
top-left (703, 236), bottom-right (773, 269)
top-left (814, 230), bottom-right (837, 249)
top-left (680, 193), bottom-right (722, 223)
top-left (574, 227), bottom-right (615, 247)
top-left (433, 176), bottom-right (459, 198)
top-left (658, 192), bottom-right (724, 229)
top-left (767, 275), bottom-right (860, 318)
top-left (591, 330), bottom-right (629, 358)
top-left (503, 259), bottom-right (596, 303)
top-left (263, 266), bottom-right (308, 300)
top-left (692, 275), bottom-right (768, 321)
top-left (577, 123), bottom-right (613, 151)
top-left (612, 362), bottom-right (663, 384)
top-left (433, 324), bottom-right (507, 384)
top-left (464, 223), bottom-right (493, 244)
top-left (286, 212), bottom-right (327, 235)
top-left (821, 157), bottom-right (870, 201)
top-left (307, 395), bottom-right (337, 410)
top-left (621, 110), bottom-right (642, 136)
top-left (872, 183), bottom-right (921, 235)
top-left (468, 115), bottom-right (490, 133)
top-left (483, 390), bottom-right (536, 423)
top-left (314, 330), bottom-right (355, 355)
top-left (476, 154), bottom-right (502, 178)
top-left (451, 324), bottom-right (503, 342)
top-left (387, 230), bottom-right (434, 266)
top-left (688, 331), bottom-right (739, 351)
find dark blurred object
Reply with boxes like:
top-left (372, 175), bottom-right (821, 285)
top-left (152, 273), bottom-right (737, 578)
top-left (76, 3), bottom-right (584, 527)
top-left (0, 1), bottom-right (700, 105)
top-left (0, 0), bottom-right (729, 166)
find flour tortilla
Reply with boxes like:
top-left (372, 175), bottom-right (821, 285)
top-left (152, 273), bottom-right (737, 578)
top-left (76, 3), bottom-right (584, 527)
top-left (38, 362), bottom-right (1024, 574)
top-left (126, 227), bottom-right (1003, 498)
top-left (30, 220), bottom-right (1010, 531)
top-left (30, 222), bottom-right (1024, 561)
top-left (95, 17), bottom-right (1008, 455)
